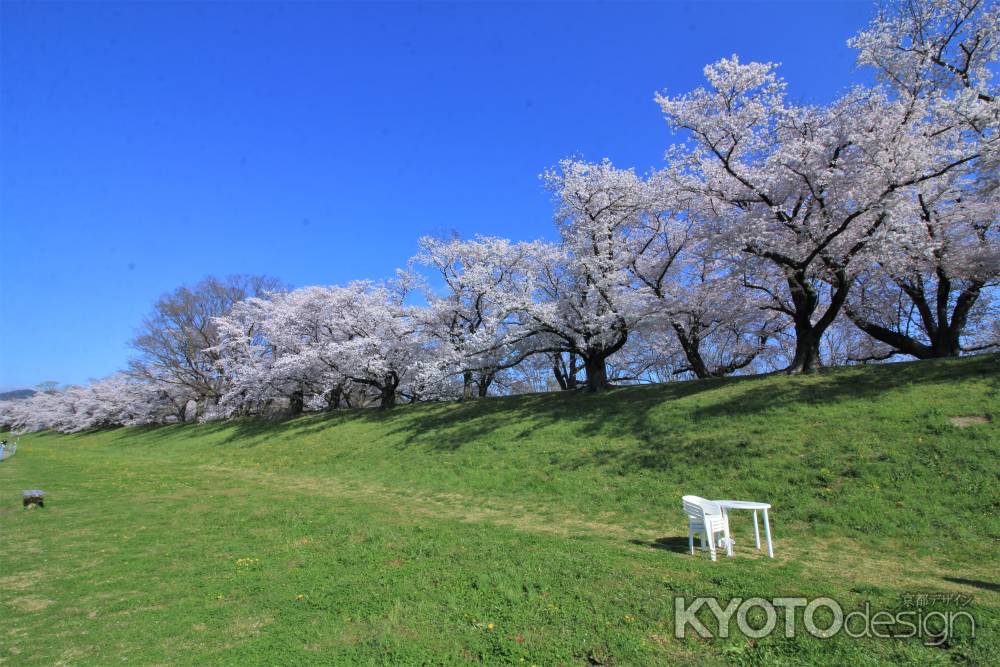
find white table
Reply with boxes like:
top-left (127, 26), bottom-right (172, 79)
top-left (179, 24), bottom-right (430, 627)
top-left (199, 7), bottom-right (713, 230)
top-left (713, 500), bottom-right (773, 558)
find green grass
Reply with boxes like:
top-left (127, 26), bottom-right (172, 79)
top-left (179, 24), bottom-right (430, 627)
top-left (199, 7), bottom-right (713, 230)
top-left (2, 354), bottom-right (998, 665)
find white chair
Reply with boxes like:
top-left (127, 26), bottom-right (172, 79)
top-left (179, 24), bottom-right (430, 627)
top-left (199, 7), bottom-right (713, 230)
top-left (682, 495), bottom-right (732, 561)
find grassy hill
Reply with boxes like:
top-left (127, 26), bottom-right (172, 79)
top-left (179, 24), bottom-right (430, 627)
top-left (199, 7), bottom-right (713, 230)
top-left (2, 354), bottom-right (998, 665)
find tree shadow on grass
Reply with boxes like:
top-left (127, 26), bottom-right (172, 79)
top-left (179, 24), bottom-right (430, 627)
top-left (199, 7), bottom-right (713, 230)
top-left (692, 353), bottom-right (999, 423)
top-left (376, 375), bottom-right (730, 454)
top-left (83, 354), bottom-right (998, 474)
top-left (118, 418), bottom-right (279, 448)
top-left (943, 577), bottom-right (1000, 593)
top-left (629, 536), bottom-right (692, 554)
top-left (84, 414), bottom-right (331, 453)
top-left (375, 354), bottom-right (999, 465)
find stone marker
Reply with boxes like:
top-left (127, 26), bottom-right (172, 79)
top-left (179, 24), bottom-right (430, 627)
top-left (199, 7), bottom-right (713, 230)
top-left (22, 490), bottom-right (45, 508)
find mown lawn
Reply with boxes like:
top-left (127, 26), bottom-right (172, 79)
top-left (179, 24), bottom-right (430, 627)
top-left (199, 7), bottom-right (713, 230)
top-left (1, 354), bottom-right (998, 665)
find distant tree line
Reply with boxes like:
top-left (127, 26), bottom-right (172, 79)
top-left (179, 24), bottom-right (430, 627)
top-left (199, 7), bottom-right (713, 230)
top-left (2, 0), bottom-right (997, 433)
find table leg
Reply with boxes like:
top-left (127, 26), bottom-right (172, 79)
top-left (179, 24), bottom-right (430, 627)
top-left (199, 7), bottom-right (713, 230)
top-left (753, 510), bottom-right (761, 550)
top-left (763, 509), bottom-right (774, 558)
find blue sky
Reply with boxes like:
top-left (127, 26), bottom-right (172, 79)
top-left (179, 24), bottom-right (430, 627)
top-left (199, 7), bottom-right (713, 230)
top-left (0, 1), bottom-right (876, 390)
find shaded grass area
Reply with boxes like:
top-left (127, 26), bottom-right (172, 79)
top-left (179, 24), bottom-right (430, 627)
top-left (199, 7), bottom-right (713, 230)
top-left (1, 354), bottom-right (998, 664)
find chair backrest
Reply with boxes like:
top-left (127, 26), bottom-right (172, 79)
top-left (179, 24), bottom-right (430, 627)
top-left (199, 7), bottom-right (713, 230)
top-left (682, 495), bottom-right (721, 521)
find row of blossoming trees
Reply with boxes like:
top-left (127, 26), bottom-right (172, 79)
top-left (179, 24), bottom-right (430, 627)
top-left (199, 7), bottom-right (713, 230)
top-left (3, 0), bottom-right (997, 433)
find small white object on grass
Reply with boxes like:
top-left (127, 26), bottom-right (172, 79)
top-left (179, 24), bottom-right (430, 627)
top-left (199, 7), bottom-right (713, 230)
top-left (22, 489), bottom-right (45, 508)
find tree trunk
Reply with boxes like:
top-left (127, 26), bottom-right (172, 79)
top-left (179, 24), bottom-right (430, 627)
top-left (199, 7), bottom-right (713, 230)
top-left (583, 354), bottom-right (610, 392)
top-left (378, 386), bottom-right (396, 409)
top-left (671, 320), bottom-right (712, 379)
top-left (288, 388), bottom-right (304, 416)
top-left (477, 372), bottom-right (493, 398)
top-left (783, 268), bottom-right (848, 374)
top-left (786, 320), bottom-right (822, 374)
top-left (378, 373), bottom-right (398, 410)
top-left (324, 387), bottom-right (343, 411)
top-left (552, 356), bottom-right (568, 390)
top-left (931, 332), bottom-right (962, 357)
top-left (846, 275), bottom-right (981, 360)
top-left (462, 371), bottom-right (474, 400)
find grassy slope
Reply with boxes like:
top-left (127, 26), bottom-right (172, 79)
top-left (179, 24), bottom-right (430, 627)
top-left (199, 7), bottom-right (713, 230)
top-left (1, 354), bottom-right (998, 665)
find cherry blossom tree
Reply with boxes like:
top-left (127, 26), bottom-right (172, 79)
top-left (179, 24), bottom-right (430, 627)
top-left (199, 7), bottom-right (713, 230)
top-left (846, 171), bottom-right (999, 357)
top-left (655, 52), bottom-right (984, 372)
top-left (213, 287), bottom-right (356, 416)
top-left (849, 0), bottom-right (998, 104)
top-left (0, 374), bottom-right (172, 433)
top-left (848, 0), bottom-right (998, 183)
top-left (323, 281), bottom-right (426, 408)
top-left (511, 160), bottom-right (651, 391)
top-left (409, 235), bottom-right (537, 399)
top-left (625, 170), bottom-right (783, 378)
top-left (0, 386), bottom-right (67, 433)
top-left (841, 0), bottom-right (1000, 358)
top-left (129, 275), bottom-right (284, 419)
top-left (656, 264), bottom-right (785, 378)
top-left (214, 282), bottom-right (423, 413)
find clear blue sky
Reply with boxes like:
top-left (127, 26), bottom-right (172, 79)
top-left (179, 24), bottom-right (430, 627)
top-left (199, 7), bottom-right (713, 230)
top-left (0, 1), bottom-right (876, 390)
